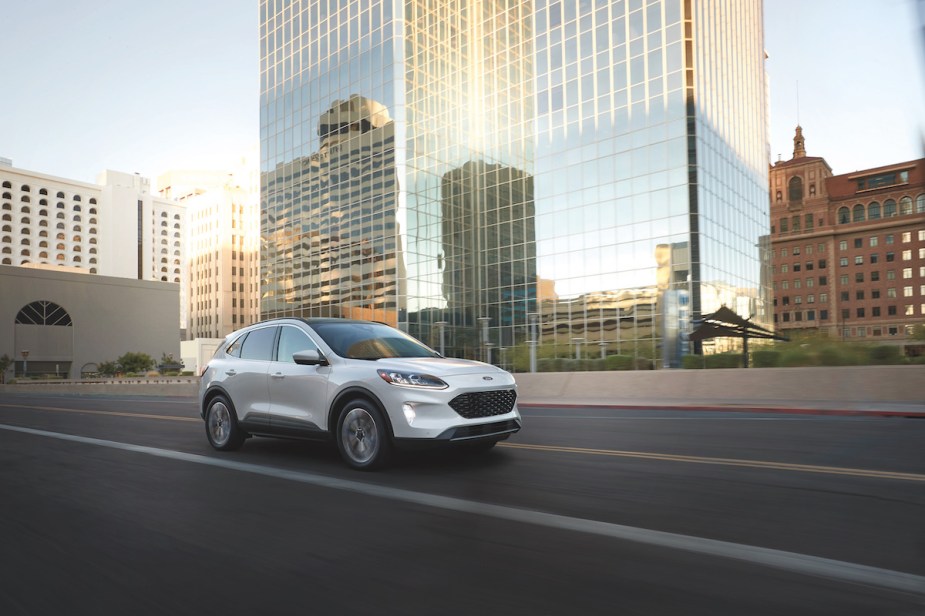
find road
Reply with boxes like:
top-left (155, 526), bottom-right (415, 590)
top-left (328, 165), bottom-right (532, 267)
top-left (0, 393), bottom-right (923, 615)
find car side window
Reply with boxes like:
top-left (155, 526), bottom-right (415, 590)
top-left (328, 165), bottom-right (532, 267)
top-left (276, 326), bottom-right (319, 363)
top-left (239, 326), bottom-right (277, 361)
top-left (225, 334), bottom-right (245, 358)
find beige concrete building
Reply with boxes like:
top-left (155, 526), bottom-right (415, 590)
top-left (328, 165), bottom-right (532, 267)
top-left (0, 264), bottom-right (180, 379)
top-left (158, 163), bottom-right (260, 340)
top-left (1, 165), bottom-right (187, 330)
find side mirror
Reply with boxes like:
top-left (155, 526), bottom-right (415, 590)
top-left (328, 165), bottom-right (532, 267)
top-left (292, 349), bottom-right (328, 366)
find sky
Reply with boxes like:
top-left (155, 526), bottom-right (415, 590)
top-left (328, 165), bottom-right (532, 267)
top-left (1, 0), bottom-right (923, 188)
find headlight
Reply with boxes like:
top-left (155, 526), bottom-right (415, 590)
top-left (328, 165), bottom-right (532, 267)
top-left (377, 369), bottom-right (447, 389)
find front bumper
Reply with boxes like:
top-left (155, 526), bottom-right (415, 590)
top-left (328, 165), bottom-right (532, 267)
top-left (392, 417), bottom-right (522, 450)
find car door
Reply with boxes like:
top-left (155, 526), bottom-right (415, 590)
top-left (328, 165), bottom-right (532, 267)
top-left (267, 324), bottom-right (330, 436)
top-left (222, 325), bottom-right (277, 431)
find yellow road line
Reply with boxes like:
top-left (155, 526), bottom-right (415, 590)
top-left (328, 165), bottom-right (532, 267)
top-left (499, 442), bottom-right (925, 482)
top-left (0, 403), bottom-right (198, 423)
top-left (4, 403), bottom-right (920, 482)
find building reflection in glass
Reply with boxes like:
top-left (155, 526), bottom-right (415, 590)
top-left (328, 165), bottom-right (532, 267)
top-left (262, 96), bottom-right (403, 325)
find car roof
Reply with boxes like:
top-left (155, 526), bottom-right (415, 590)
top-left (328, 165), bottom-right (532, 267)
top-left (250, 317), bottom-right (385, 326)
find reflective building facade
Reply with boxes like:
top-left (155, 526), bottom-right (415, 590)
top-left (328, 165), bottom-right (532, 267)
top-left (260, 0), bottom-right (770, 369)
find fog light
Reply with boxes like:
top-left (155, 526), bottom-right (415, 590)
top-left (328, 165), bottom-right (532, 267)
top-left (402, 403), bottom-right (416, 424)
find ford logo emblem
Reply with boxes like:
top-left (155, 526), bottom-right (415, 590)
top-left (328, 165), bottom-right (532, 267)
top-left (482, 376), bottom-right (493, 381)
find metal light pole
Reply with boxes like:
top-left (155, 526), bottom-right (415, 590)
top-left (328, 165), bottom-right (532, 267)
top-left (21, 350), bottom-right (29, 378)
top-left (435, 321), bottom-right (447, 357)
top-left (527, 312), bottom-right (538, 373)
top-left (572, 337), bottom-right (584, 360)
top-left (477, 316), bottom-right (491, 363)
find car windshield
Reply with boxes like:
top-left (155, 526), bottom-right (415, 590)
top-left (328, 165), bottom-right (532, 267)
top-left (309, 321), bottom-right (439, 359)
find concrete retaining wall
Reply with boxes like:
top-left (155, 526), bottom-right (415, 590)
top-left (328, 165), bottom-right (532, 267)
top-left (1, 366), bottom-right (922, 407)
top-left (511, 365), bottom-right (925, 405)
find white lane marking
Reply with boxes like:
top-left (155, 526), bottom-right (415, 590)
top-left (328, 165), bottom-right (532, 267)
top-left (2, 422), bottom-right (923, 597)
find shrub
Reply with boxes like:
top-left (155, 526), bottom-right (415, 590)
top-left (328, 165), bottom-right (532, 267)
top-left (866, 345), bottom-right (903, 365)
top-left (778, 349), bottom-right (815, 367)
top-left (818, 347), bottom-right (861, 366)
top-left (682, 355), bottom-right (705, 369)
top-left (751, 350), bottom-right (780, 367)
top-left (604, 355), bottom-right (635, 370)
top-left (704, 354), bottom-right (742, 369)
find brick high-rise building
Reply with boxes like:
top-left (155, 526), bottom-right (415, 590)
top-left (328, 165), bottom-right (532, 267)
top-left (770, 127), bottom-right (925, 345)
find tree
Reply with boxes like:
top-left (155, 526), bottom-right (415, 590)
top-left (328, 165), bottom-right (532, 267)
top-left (116, 352), bottom-right (155, 374)
top-left (98, 361), bottom-right (119, 377)
top-left (911, 323), bottom-right (925, 341)
top-left (0, 354), bottom-right (12, 384)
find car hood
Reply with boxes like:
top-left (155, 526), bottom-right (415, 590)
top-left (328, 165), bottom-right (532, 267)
top-left (371, 356), bottom-right (508, 378)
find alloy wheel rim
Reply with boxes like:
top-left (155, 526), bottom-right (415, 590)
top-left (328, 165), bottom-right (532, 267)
top-left (209, 402), bottom-right (230, 446)
top-left (342, 408), bottom-right (378, 464)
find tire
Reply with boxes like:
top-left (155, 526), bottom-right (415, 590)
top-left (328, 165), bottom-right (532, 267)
top-left (205, 394), bottom-right (245, 451)
top-left (336, 399), bottom-right (391, 470)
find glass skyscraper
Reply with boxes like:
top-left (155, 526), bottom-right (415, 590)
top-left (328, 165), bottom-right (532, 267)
top-left (260, 0), bottom-right (770, 370)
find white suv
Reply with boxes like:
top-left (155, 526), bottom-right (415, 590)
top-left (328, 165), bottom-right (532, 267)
top-left (199, 318), bottom-right (521, 469)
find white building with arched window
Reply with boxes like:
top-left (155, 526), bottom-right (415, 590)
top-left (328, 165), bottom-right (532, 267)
top-left (0, 165), bottom-right (187, 332)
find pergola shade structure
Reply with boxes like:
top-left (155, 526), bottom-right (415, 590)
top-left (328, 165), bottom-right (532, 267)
top-left (689, 306), bottom-right (788, 367)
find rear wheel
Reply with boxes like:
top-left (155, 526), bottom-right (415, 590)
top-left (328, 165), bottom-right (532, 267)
top-left (336, 399), bottom-right (391, 470)
top-left (205, 395), bottom-right (245, 451)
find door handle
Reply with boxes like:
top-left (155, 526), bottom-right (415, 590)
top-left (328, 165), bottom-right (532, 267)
top-left (271, 372), bottom-right (285, 379)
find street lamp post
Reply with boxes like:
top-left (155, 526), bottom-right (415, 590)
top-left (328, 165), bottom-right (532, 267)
top-left (527, 312), bottom-right (538, 373)
top-left (21, 350), bottom-right (30, 378)
top-left (435, 321), bottom-right (447, 357)
top-left (477, 316), bottom-right (491, 363)
top-left (572, 337), bottom-right (584, 360)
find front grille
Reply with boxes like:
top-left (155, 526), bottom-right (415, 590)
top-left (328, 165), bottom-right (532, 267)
top-left (449, 389), bottom-right (517, 419)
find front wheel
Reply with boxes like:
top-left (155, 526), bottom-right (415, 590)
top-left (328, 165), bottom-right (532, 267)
top-left (205, 395), bottom-right (245, 451)
top-left (336, 399), bottom-right (391, 470)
